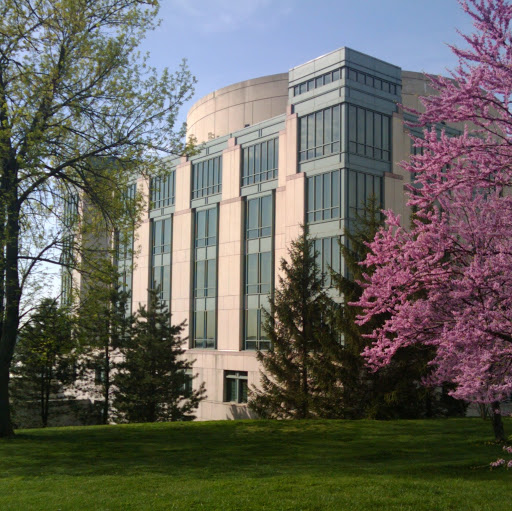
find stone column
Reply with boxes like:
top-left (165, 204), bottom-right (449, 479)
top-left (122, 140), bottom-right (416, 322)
top-left (217, 138), bottom-right (244, 351)
top-left (275, 107), bottom-right (304, 281)
top-left (131, 176), bottom-right (150, 313)
top-left (171, 158), bottom-right (193, 339)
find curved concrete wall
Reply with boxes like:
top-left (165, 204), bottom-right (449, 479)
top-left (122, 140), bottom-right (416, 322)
top-left (186, 73), bottom-right (289, 143)
top-left (401, 71), bottom-right (435, 112)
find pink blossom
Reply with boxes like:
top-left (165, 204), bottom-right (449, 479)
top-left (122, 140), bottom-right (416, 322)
top-left (355, 0), bottom-right (512, 405)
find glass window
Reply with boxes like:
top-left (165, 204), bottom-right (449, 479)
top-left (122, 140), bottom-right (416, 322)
top-left (193, 308), bottom-right (215, 349)
top-left (242, 138), bottom-right (279, 186)
top-left (206, 310), bottom-right (216, 340)
top-left (246, 252), bottom-right (272, 295)
top-left (247, 253), bottom-right (259, 294)
top-left (152, 218), bottom-right (171, 255)
top-left (224, 371), bottom-right (248, 403)
top-left (194, 311), bottom-right (205, 342)
top-left (347, 169), bottom-right (383, 217)
top-left (150, 172), bottom-right (175, 210)
top-left (246, 309), bottom-right (258, 341)
top-left (313, 236), bottom-right (341, 287)
top-left (192, 156), bottom-right (222, 199)
top-left (151, 217), bottom-right (172, 301)
top-left (306, 170), bottom-right (341, 223)
top-left (193, 207), bottom-right (218, 348)
top-left (246, 195), bottom-right (272, 239)
top-left (195, 261), bottom-right (206, 297)
top-left (244, 308), bottom-right (270, 350)
top-left (260, 252), bottom-right (271, 294)
top-left (195, 207), bottom-right (217, 247)
top-left (347, 105), bottom-right (391, 161)
top-left (299, 105), bottom-right (342, 162)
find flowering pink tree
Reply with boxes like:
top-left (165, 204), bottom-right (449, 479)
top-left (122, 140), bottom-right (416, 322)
top-left (356, 0), bottom-right (512, 441)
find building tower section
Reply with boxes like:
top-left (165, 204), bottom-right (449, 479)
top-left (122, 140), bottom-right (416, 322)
top-left (129, 47), bottom-right (432, 420)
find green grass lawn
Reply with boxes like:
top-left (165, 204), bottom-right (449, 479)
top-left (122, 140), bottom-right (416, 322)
top-left (0, 419), bottom-right (511, 510)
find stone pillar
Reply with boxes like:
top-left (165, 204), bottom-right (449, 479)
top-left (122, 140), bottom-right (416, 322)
top-left (171, 158), bottom-right (193, 339)
top-left (217, 138), bottom-right (244, 351)
top-left (275, 108), bottom-right (304, 280)
top-left (391, 112), bottom-right (411, 222)
top-left (131, 176), bottom-right (150, 313)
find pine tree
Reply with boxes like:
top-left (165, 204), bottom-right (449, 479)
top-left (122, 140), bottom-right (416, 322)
top-left (249, 226), bottom-right (341, 419)
top-left (113, 289), bottom-right (206, 423)
top-left (77, 277), bottom-right (132, 425)
top-left (11, 299), bottom-right (77, 428)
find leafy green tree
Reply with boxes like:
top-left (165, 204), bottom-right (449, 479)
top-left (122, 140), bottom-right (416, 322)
top-left (332, 197), bottom-right (466, 419)
top-left (11, 299), bottom-right (76, 427)
top-left (0, 0), bottom-right (196, 436)
top-left (113, 289), bottom-right (206, 423)
top-left (249, 226), bottom-right (341, 419)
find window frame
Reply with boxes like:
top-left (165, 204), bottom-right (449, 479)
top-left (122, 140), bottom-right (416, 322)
top-left (192, 156), bottom-right (222, 199)
top-left (224, 371), bottom-right (249, 403)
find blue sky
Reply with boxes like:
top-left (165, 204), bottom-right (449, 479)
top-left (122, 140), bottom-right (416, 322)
top-left (140, 0), bottom-right (474, 126)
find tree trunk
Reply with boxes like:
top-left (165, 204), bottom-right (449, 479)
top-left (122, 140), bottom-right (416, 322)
top-left (40, 372), bottom-right (46, 427)
top-left (43, 366), bottom-right (51, 428)
top-left (102, 341), bottom-right (110, 424)
top-left (491, 401), bottom-right (506, 443)
top-left (0, 359), bottom-right (13, 437)
top-left (0, 178), bottom-right (21, 438)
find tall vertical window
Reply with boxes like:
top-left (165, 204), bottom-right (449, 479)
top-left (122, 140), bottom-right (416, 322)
top-left (116, 183), bottom-right (136, 313)
top-left (150, 171), bottom-right (175, 209)
top-left (347, 170), bottom-right (383, 217)
top-left (299, 104), bottom-right (341, 162)
top-left (61, 234), bottom-right (74, 305)
top-left (192, 156), bottom-right (222, 199)
top-left (242, 138), bottom-right (279, 186)
top-left (61, 193), bottom-right (79, 305)
top-left (151, 217), bottom-right (171, 302)
top-left (63, 193), bottom-right (79, 228)
top-left (307, 170), bottom-right (341, 223)
top-left (245, 195), bottom-right (272, 350)
top-left (348, 105), bottom-right (390, 161)
top-left (193, 207), bottom-right (217, 348)
top-left (313, 237), bottom-right (341, 287)
top-left (224, 371), bottom-right (248, 403)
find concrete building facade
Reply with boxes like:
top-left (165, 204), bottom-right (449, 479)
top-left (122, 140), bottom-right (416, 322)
top-left (125, 48), bottom-right (444, 420)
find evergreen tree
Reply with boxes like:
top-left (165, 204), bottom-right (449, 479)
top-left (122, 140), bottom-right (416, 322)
top-left (249, 226), bottom-right (341, 419)
top-left (11, 299), bottom-right (77, 427)
top-left (113, 289), bottom-right (206, 423)
top-left (332, 197), bottom-right (466, 419)
top-left (77, 276), bottom-right (132, 425)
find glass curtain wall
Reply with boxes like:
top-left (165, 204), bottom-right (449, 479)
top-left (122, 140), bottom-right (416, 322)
top-left (116, 183), bottom-right (136, 313)
top-left (193, 207), bottom-right (218, 348)
top-left (150, 217), bottom-right (172, 302)
top-left (244, 194), bottom-right (273, 350)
